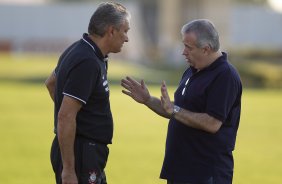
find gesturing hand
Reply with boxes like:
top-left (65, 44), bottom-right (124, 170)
top-left (121, 76), bottom-right (151, 104)
top-left (160, 81), bottom-right (174, 115)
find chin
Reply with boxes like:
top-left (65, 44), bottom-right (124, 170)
top-left (111, 49), bottom-right (120, 53)
top-left (189, 62), bottom-right (195, 67)
top-left (114, 47), bottom-right (122, 53)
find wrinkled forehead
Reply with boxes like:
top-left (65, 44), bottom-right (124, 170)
top-left (120, 18), bottom-right (130, 30)
top-left (182, 32), bottom-right (197, 45)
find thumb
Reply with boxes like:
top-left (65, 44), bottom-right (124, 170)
top-left (141, 79), bottom-right (146, 89)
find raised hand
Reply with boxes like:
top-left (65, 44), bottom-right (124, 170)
top-left (160, 81), bottom-right (174, 115)
top-left (121, 76), bottom-right (150, 104)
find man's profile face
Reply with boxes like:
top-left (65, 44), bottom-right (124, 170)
top-left (182, 32), bottom-right (205, 69)
top-left (110, 18), bottom-right (130, 53)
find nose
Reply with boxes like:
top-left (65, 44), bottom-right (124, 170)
top-left (182, 49), bottom-right (186, 56)
top-left (125, 35), bottom-right (129, 42)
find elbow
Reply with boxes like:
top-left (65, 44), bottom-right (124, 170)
top-left (207, 121), bottom-right (222, 134)
top-left (45, 73), bottom-right (56, 90)
top-left (44, 77), bottom-right (48, 86)
top-left (45, 79), bottom-right (53, 90)
top-left (208, 127), bottom-right (220, 134)
top-left (44, 79), bottom-right (49, 88)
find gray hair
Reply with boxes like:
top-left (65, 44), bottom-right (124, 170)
top-left (181, 19), bottom-right (220, 51)
top-left (88, 2), bottom-right (130, 36)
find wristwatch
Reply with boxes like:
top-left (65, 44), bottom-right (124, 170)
top-left (171, 105), bottom-right (181, 117)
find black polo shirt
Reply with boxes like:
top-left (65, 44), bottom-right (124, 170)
top-left (160, 52), bottom-right (242, 183)
top-left (53, 33), bottom-right (113, 144)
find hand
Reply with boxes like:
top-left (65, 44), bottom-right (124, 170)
top-left (121, 76), bottom-right (151, 104)
top-left (61, 168), bottom-right (78, 184)
top-left (160, 81), bottom-right (174, 115)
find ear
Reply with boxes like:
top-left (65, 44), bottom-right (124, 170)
top-left (203, 45), bottom-right (211, 55)
top-left (106, 25), bottom-right (115, 37)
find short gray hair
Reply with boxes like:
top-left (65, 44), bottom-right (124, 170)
top-left (88, 2), bottom-right (130, 36)
top-left (181, 19), bottom-right (220, 51)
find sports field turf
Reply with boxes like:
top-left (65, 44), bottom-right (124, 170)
top-left (0, 54), bottom-right (281, 184)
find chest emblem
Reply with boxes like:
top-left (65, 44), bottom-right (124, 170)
top-left (88, 171), bottom-right (97, 184)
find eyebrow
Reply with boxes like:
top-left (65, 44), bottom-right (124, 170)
top-left (184, 43), bottom-right (193, 48)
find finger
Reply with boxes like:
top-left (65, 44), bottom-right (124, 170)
top-left (161, 88), bottom-right (169, 99)
top-left (121, 80), bottom-right (130, 88)
top-left (161, 81), bottom-right (169, 99)
top-left (161, 81), bottom-right (166, 90)
top-left (160, 96), bottom-right (166, 109)
top-left (160, 96), bottom-right (164, 106)
top-left (121, 78), bottom-right (133, 86)
top-left (126, 76), bottom-right (140, 87)
top-left (121, 82), bottom-right (132, 91)
top-left (122, 90), bottom-right (132, 97)
top-left (141, 79), bottom-right (146, 89)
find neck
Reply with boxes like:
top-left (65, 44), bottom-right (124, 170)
top-left (209, 50), bottom-right (222, 64)
top-left (88, 34), bottom-right (108, 56)
top-left (207, 50), bottom-right (222, 66)
top-left (198, 51), bottom-right (222, 71)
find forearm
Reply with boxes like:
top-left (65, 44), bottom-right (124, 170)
top-left (57, 116), bottom-right (76, 170)
top-left (145, 96), bottom-right (171, 118)
top-left (173, 108), bottom-right (222, 133)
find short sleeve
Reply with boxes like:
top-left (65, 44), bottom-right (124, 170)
top-left (54, 67), bottom-right (58, 76)
top-left (206, 70), bottom-right (240, 122)
top-left (63, 60), bottom-right (99, 104)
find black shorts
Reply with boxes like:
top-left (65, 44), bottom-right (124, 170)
top-left (51, 136), bottom-right (109, 184)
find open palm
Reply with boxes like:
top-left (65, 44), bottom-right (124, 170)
top-left (121, 76), bottom-right (150, 104)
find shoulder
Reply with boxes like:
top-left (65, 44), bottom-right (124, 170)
top-left (214, 57), bottom-right (239, 77)
top-left (57, 54), bottom-right (101, 77)
top-left (224, 62), bottom-right (241, 81)
top-left (71, 41), bottom-right (101, 68)
top-left (215, 62), bottom-right (242, 91)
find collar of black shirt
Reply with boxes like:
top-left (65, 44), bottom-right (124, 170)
top-left (82, 33), bottom-right (108, 62)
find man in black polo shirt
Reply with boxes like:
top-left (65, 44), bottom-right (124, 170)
top-left (45, 2), bottom-right (130, 184)
top-left (121, 19), bottom-right (242, 184)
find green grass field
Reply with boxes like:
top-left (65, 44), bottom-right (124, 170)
top-left (0, 54), bottom-right (282, 184)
